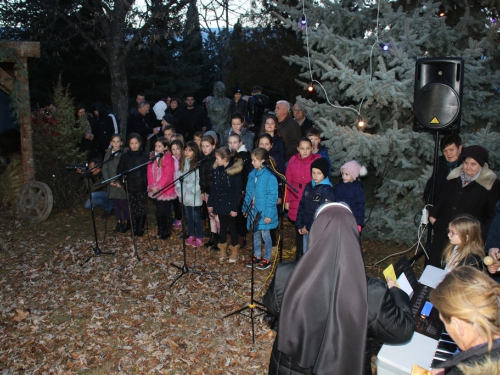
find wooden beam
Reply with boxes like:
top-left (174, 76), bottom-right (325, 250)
top-left (0, 41), bottom-right (40, 60)
top-left (0, 66), bottom-right (14, 94)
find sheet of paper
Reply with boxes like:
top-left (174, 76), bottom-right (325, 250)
top-left (383, 264), bottom-right (399, 288)
top-left (397, 272), bottom-right (414, 298)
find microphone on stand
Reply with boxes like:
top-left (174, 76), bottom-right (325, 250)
top-left (109, 150), bottom-right (120, 160)
top-left (196, 156), bottom-right (209, 165)
top-left (149, 152), bottom-right (164, 161)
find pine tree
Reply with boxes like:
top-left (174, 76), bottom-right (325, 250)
top-left (273, 0), bottom-right (500, 244)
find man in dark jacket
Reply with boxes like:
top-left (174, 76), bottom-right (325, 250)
top-left (424, 133), bottom-right (462, 204)
top-left (293, 103), bottom-right (314, 137)
top-left (91, 102), bottom-right (118, 159)
top-left (126, 101), bottom-right (159, 143)
top-left (247, 86), bottom-right (268, 132)
top-left (275, 100), bottom-right (302, 162)
top-left (177, 95), bottom-right (209, 142)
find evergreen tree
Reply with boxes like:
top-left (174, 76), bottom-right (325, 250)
top-left (272, 0), bottom-right (500, 244)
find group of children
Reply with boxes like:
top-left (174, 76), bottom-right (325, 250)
top-left (98, 114), bottom-right (370, 270)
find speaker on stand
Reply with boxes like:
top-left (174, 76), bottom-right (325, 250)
top-left (409, 57), bottom-right (464, 266)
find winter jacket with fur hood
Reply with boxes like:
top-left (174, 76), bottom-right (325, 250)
top-left (428, 163), bottom-right (500, 268)
top-left (285, 153), bottom-right (321, 221)
top-left (207, 159), bottom-right (243, 215)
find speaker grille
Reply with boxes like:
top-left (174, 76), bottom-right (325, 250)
top-left (414, 83), bottom-right (460, 130)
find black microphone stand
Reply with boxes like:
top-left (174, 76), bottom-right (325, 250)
top-left (153, 157), bottom-right (216, 287)
top-left (76, 160), bottom-right (116, 263)
top-left (223, 200), bottom-right (268, 343)
top-left (263, 162), bottom-right (298, 263)
top-left (408, 130), bottom-right (441, 266)
top-left (98, 154), bottom-right (159, 261)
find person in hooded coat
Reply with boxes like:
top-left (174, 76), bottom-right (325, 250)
top-left (268, 203), bottom-right (368, 375)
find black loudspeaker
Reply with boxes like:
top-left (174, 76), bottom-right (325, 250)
top-left (413, 57), bottom-right (464, 133)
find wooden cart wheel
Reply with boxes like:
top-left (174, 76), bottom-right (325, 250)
top-left (16, 181), bottom-right (54, 223)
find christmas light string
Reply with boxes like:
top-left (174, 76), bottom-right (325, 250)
top-left (302, 0), bottom-right (384, 127)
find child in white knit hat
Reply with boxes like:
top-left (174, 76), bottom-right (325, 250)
top-left (334, 160), bottom-right (367, 233)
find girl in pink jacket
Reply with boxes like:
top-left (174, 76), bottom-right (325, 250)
top-left (148, 136), bottom-right (176, 240)
top-left (285, 137), bottom-right (321, 258)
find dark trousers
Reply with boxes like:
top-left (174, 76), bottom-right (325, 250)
top-left (218, 214), bottom-right (238, 246)
top-left (155, 199), bottom-right (172, 217)
top-left (129, 191), bottom-right (147, 218)
top-left (113, 198), bottom-right (129, 221)
top-left (172, 197), bottom-right (182, 220)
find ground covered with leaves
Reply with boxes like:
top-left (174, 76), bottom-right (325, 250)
top-left (0, 205), bottom-right (420, 374)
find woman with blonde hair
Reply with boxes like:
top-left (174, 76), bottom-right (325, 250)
top-left (441, 214), bottom-right (484, 272)
top-left (429, 266), bottom-right (500, 374)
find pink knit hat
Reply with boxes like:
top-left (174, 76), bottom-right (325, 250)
top-left (340, 160), bottom-right (367, 180)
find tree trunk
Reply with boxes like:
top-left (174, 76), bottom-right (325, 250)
top-left (107, 41), bottom-right (129, 139)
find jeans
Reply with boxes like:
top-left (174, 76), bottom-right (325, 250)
top-left (253, 230), bottom-right (272, 261)
top-left (185, 206), bottom-right (202, 238)
top-left (85, 191), bottom-right (113, 213)
top-left (303, 234), bottom-right (309, 253)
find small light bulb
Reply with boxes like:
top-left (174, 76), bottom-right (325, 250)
top-left (307, 83), bottom-right (314, 92)
top-left (301, 14), bottom-right (307, 26)
top-left (379, 42), bottom-right (389, 51)
top-left (357, 117), bottom-right (365, 128)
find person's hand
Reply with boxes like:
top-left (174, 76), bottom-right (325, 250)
top-left (264, 217), bottom-right (271, 224)
top-left (207, 207), bottom-right (213, 214)
top-left (285, 203), bottom-right (290, 210)
top-left (488, 248), bottom-right (500, 259)
top-left (430, 369), bottom-right (445, 375)
top-left (230, 211), bottom-right (237, 217)
top-left (153, 127), bottom-right (161, 135)
top-left (429, 216), bottom-right (436, 225)
top-left (277, 198), bottom-right (282, 205)
top-left (244, 212), bottom-right (248, 218)
top-left (386, 277), bottom-right (397, 289)
top-left (85, 133), bottom-right (94, 140)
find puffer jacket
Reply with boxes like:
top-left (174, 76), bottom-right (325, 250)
top-left (147, 152), bottom-right (176, 201)
top-left (175, 159), bottom-right (202, 207)
top-left (285, 153), bottom-right (321, 221)
top-left (207, 159), bottom-right (243, 215)
top-left (334, 179), bottom-right (366, 227)
top-left (116, 149), bottom-right (149, 193)
top-left (102, 148), bottom-right (126, 199)
top-left (244, 167), bottom-right (278, 231)
top-left (199, 150), bottom-right (216, 194)
top-left (296, 179), bottom-right (335, 231)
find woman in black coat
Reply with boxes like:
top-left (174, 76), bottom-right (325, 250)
top-left (117, 133), bottom-right (149, 236)
top-left (429, 145), bottom-right (500, 268)
top-left (264, 207), bottom-right (414, 375)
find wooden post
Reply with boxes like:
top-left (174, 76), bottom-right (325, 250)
top-left (15, 57), bottom-right (35, 182)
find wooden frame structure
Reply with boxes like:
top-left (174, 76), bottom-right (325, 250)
top-left (0, 40), bottom-right (40, 183)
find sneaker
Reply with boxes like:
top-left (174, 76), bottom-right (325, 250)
top-left (191, 238), bottom-right (204, 247)
top-left (246, 256), bottom-right (261, 268)
top-left (173, 220), bottom-right (182, 230)
top-left (185, 236), bottom-right (195, 245)
top-left (256, 259), bottom-right (271, 270)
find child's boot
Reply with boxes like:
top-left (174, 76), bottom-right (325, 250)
top-left (114, 220), bottom-right (122, 232)
top-left (120, 220), bottom-right (131, 233)
top-left (218, 242), bottom-right (228, 263)
top-left (210, 234), bottom-right (220, 251)
top-left (204, 232), bottom-right (216, 248)
top-left (228, 244), bottom-right (240, 263)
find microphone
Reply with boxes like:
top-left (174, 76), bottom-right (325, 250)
top-left (109, 150), bottom-right (120, 160)
top-left (197, 156), bottom-right (209, 165)
top-left (149, 152), bottom-right (164, 161)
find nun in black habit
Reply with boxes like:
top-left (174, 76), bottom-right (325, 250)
top-left (268, 203), bottom-right (368, 375)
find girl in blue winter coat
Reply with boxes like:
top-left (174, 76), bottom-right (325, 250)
top-left (334, 160), bottom-right (367, 233)
top-left (207, 147), bottom-right (244, 264)
top-left (176, 141), bottom-right (204, 247)
top-left (244, 148), bottom-right (279, 270)
top-left (296, 158), bottom-right (335, 252)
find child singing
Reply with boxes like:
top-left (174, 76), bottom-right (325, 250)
top-left (208, 147), bottom-right (243, 263)
top-left (244, 148), bottom-right (278, 270)
top-left (147, 136), bottom-right (176, 240)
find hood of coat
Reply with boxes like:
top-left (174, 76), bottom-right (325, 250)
top-left (212, 158), bottom-right (244, 176)
top-left (448, 162), bottom-right (498, 191)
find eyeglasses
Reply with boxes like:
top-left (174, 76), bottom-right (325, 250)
top-left (446, 228), bottom-right (457, 237)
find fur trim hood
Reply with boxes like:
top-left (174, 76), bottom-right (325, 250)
top-left (212, 158), bottom-right (244, 176)
top-left (447, 162), bottom-right (498, 191)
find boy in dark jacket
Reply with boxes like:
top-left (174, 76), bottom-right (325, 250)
top-left (296, 158), bottom-right (335, 253)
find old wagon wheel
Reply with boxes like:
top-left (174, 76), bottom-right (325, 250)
top-left (16, 181), bottom-right (54, 223)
